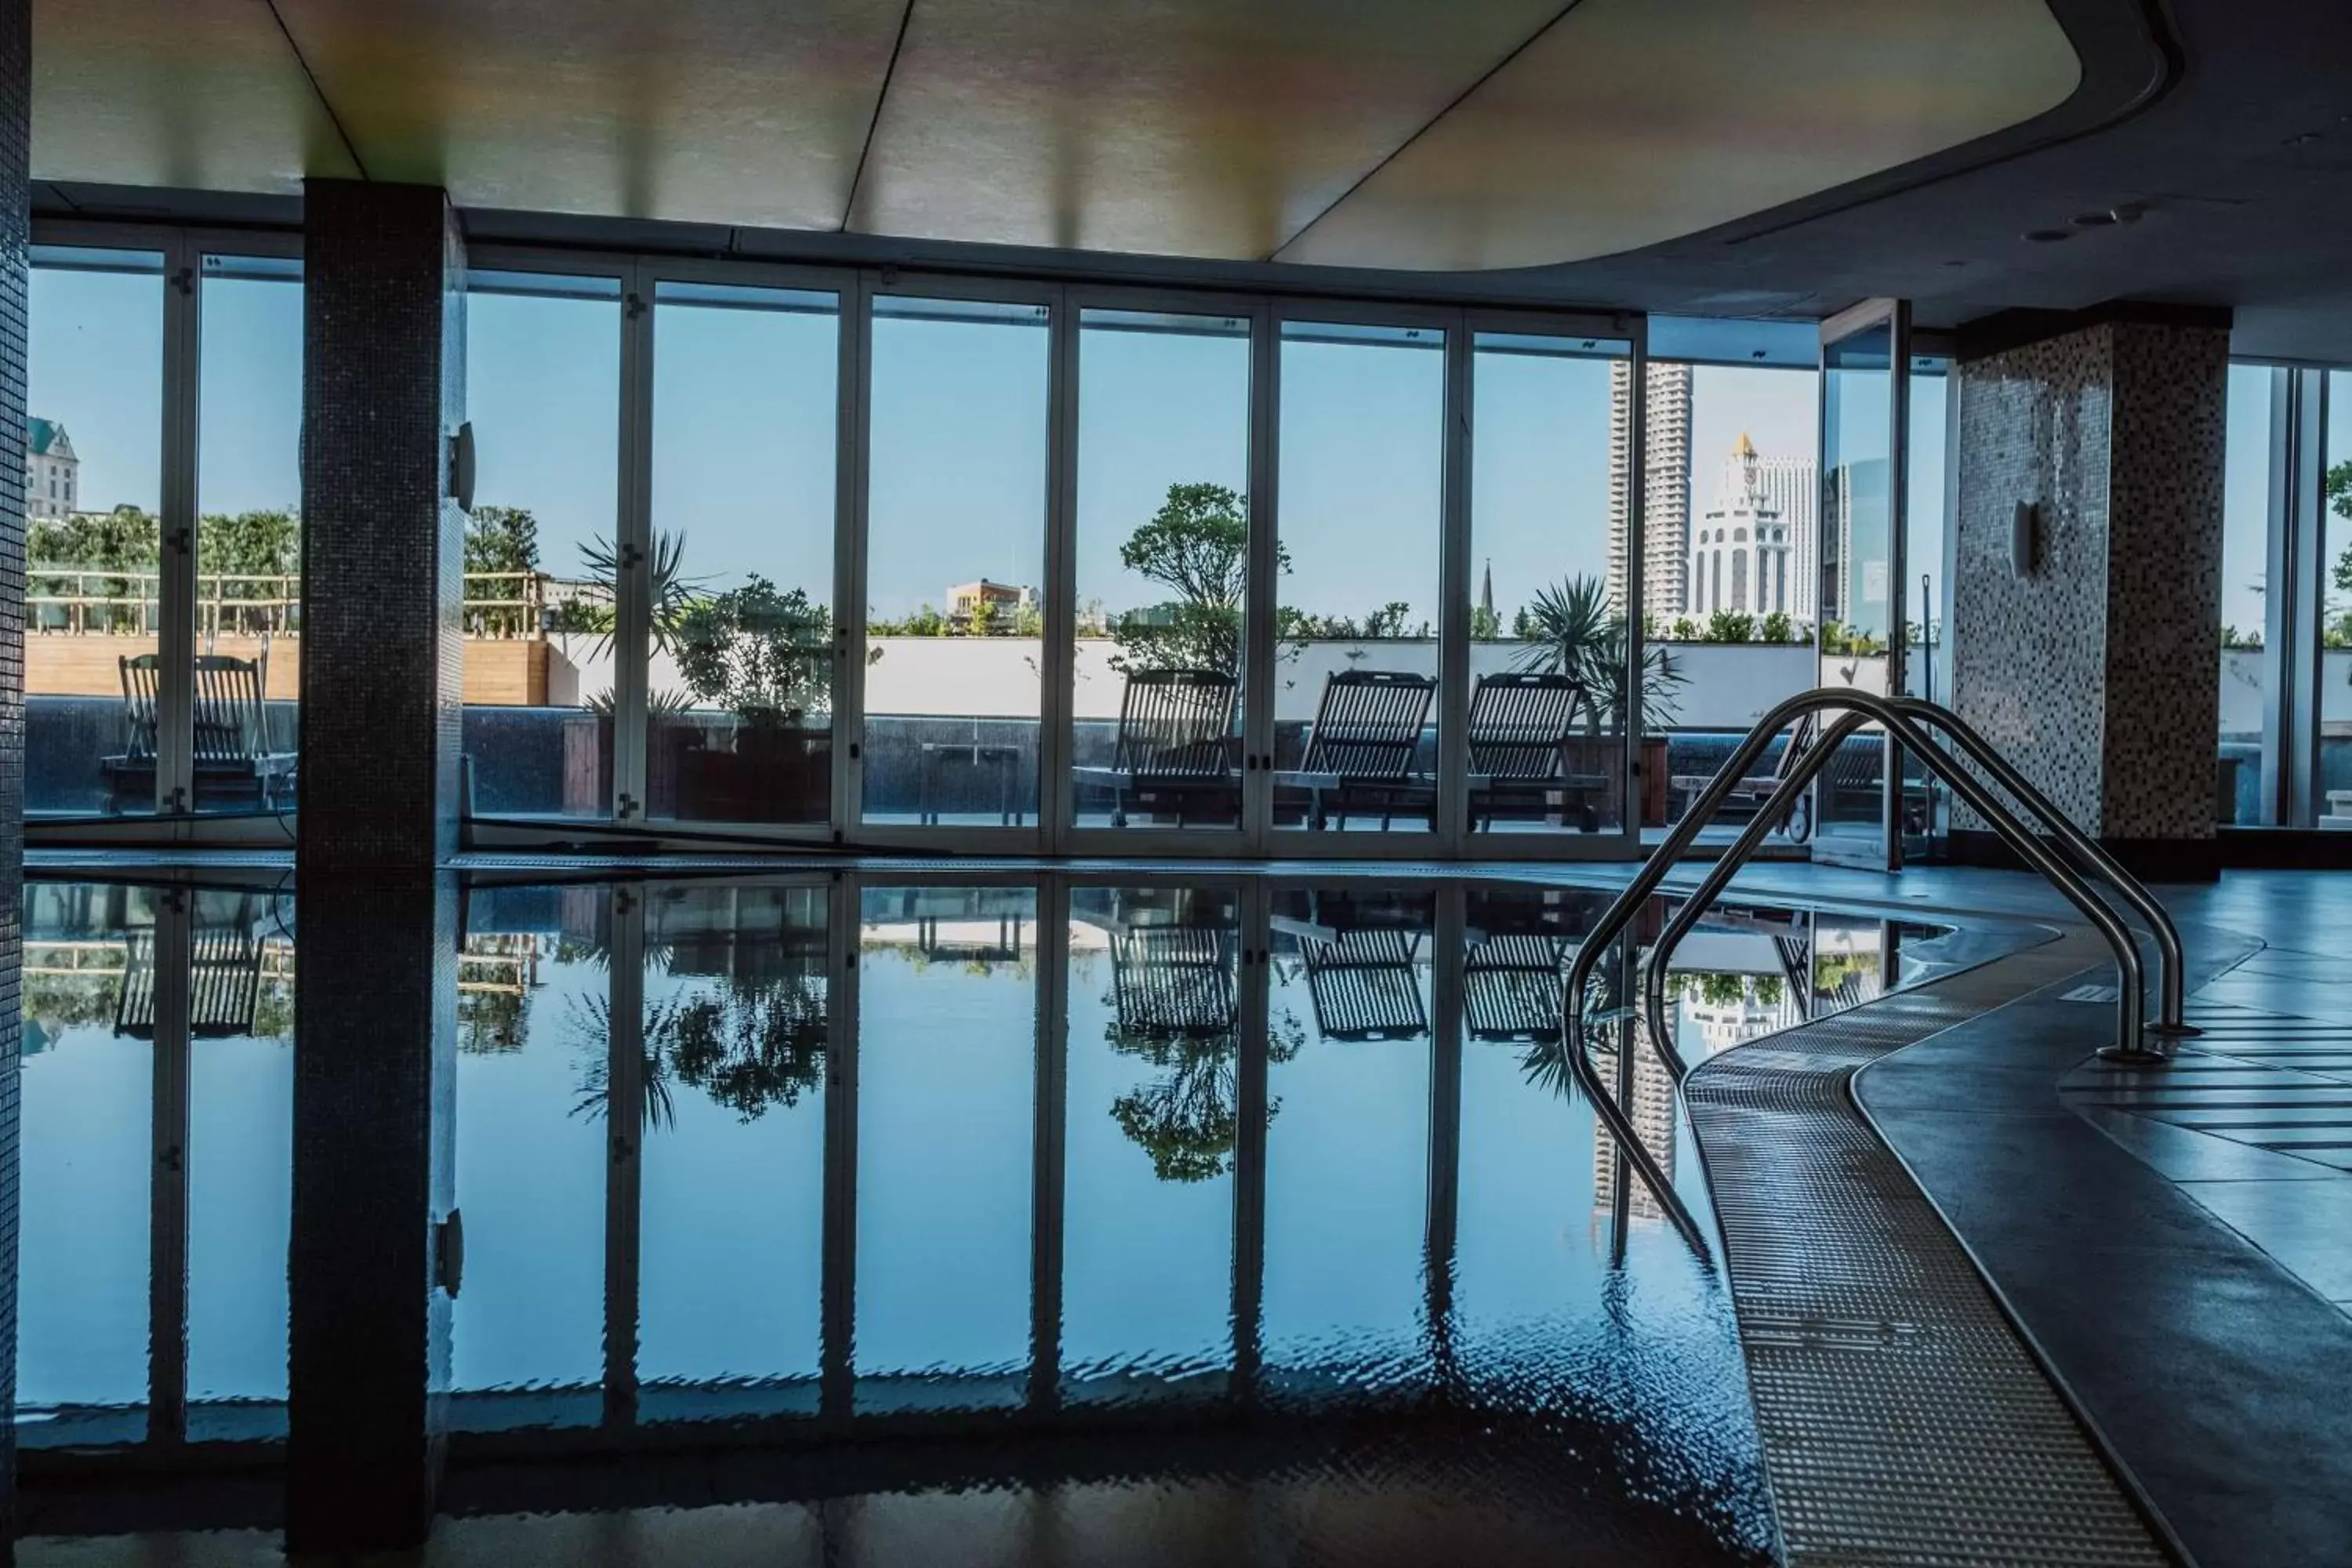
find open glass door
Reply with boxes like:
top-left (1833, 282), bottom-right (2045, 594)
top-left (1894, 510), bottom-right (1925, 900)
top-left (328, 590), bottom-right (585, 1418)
top-left (1813, 301), bottom-right (1909, 870)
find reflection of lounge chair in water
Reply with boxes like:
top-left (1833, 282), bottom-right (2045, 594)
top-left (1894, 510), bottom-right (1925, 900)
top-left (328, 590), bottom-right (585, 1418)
top-left (1073, 669), bottom-right (1240, 828)
top-left (1462, 930), bottom-right (1570, 1043)
top-left (1299, 927), bottom-right (1427, 1042)
top-left (115, 920), bottom-right (267, 1040)
top-left (1111, 926), bottom-right (1240, 1038)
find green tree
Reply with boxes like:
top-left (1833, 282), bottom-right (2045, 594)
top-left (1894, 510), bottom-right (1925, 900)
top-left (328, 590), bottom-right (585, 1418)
top-left (1112, 482), bottom-right (1290, 675)
top-left (1758, 610), bottom-right (1795, 644)
top-left (1471, 604), bottom-right (1502, 641)
top-left (967, 597), bottom-right (999, 637)
top-left (201, 510), bottom-right (301, 633)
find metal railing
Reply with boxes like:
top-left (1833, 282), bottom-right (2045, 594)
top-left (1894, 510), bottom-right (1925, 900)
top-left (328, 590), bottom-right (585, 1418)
top-left (27, 569), bottom-right (548, 639)
top-left (1559, 690), bottom-right (2198, 1248)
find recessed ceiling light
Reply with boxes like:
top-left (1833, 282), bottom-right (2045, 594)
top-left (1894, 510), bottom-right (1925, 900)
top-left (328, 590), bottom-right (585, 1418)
top-left (2071, 209), bottom-right (2120, 227)
top-left (2024, 229), bottom-right (2072, 243)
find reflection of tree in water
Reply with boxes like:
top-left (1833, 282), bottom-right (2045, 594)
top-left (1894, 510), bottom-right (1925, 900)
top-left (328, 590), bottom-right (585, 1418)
top-left (571, 968), bottom-right (829, 1130)
top-left (663, 982), bottom-right (827, 1120)
top-left (459, 986), bottom-right (528, 1054)
top-left (1105, 1009), bottom-right (1304, 1184)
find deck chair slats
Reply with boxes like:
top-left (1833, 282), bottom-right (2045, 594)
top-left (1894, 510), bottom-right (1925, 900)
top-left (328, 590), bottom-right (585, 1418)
top-left (1467, 671), bottom-right (1582, 782)
top-left (1301, 927), bottom-right (1427, 1041)
top-left (1114, 668), bottom-right (1237, 780)
top-left (1299, 671), bottom-right (1436, 779)
top-left (1112, 926), bottom-right (1240, 1037)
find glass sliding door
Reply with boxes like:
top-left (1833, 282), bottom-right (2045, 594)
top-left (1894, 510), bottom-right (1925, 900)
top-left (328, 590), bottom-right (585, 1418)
top-left (863, 294), bottom-right (1050, 833)
top-left (2321, 370), bottom-right (2351, 826)
top-left (27, 248), bottom-right (165, 818)
top-left (1273, 318), bottom-right (1447, 842)
top-left (1467, 329), bottom-right (1630, 844)
top-left (194, 256), bottom-right (303, 817)
top-left (1814, 301), bottom-right (1908, 870)
top-left (647, 281), bottom-right (841, 830)
top-left (1069, 307), bottom-right (1254, 841)
top-left (461, 271), bottom-right (624, 821)
top-left (2218, 366), bottom-right (2275, 824)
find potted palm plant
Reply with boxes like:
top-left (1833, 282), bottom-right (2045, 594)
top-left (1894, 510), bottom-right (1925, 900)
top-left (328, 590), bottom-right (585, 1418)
top-left (1512, 575), bottom-right (1686, 826)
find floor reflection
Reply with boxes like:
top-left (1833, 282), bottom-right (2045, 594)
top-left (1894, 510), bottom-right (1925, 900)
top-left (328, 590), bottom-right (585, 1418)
top-left (16, 868), bottom-right (1960, 1563)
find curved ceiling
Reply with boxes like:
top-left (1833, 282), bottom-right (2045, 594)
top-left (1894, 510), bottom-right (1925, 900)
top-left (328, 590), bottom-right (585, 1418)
top-left (30, 0), bottom-right (2086, 270)
top-left (1279, 0), bottom-right (2082, 270)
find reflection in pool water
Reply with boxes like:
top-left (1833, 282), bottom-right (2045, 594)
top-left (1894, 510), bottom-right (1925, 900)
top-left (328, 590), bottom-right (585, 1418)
top-left (15, 870), bottom-right (1958, 1563)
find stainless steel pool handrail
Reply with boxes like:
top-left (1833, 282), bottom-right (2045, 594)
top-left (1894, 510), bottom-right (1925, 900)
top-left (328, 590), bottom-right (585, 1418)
top-left (1566, 693), bottom-right (2191, 1118)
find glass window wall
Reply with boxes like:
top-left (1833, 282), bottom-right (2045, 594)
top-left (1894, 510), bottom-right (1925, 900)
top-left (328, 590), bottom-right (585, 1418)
top-left (2218, 365), bottom-right (2272, 824)
top-left (461, 273), bottom-right (623, 819)
top-left (648, 283), bottom-right (840, 827)
top-left (1070, 308), bottom-right (1253, 835)
top-left (1275, 320), bottom-right (1446, 837)
top-left (864, 296), bottom-right (1050, 829)
top-left (27, 249), bottom-right (165, 818)
top-left (193, 256), bottom-right (303, 816)
top-left (1468, 332), bottom-right (1626, 837)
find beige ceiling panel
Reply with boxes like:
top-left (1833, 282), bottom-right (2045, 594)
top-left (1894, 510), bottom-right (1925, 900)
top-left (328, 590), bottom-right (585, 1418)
top-left (848, 0), bottom-right (1566, 260)
top-left (272, 0), bottom-right (906, 229)
top-left (1278, 0), bottom-right (2082, 270)
top-left (32, 0), bottom-right (360, 191)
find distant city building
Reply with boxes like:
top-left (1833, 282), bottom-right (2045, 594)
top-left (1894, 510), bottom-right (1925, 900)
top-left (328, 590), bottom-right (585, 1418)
top-left (1820, 457), bottom-right (1889, 637)
top-left (1690, 434), bottom-right (1806, 619)
top-left (26, 416), bottom-right (79, 522)
top-left (946, 578), bottom-right (1036, 630)
top-left (1606, 361), bottom-right (1691, 622)
top-left (1592, 1033), bottom-right (1680, 1223)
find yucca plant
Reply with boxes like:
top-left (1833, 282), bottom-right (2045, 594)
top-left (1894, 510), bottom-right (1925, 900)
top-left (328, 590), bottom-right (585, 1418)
top-left (1510, 574), bottom-right (1683, 734)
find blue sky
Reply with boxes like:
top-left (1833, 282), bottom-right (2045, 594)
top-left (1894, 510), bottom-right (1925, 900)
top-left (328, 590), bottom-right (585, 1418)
top-left (36, 260), bottom-right (1955, 630)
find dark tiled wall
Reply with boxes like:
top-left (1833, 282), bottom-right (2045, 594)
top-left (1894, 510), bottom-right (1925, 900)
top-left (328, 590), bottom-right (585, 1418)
top-left (1951, 321), bottom-right (2229, 842)
top-left (297, 180), bottom-right (466, 872)
top-left (0, 0), bottom-right (27, 1534)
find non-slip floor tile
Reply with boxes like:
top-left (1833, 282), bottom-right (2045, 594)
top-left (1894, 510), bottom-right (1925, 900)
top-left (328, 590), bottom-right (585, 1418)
top-left (2177, 1178), bottom-right (2352, 1301)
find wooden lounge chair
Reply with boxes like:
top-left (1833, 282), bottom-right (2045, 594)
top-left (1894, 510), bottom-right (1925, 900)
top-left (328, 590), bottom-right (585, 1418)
top-left (1072, 667), bottom-right (1240, 828)
top-left (101, 652), bottom-right (298, 814)
top-left (1276, 669), bottom-right (1437, 830)
top-left (1465, 670), bottom-right (1610, 832)
top-left (1299, 927), bottom-right (1428, 1042)
top-left (1668, 711), bottom-right (1820, 844)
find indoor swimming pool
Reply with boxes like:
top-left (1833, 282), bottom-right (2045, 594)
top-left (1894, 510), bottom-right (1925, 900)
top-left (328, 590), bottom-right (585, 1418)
top-left (15, 868), bottom-right (1985, 1564)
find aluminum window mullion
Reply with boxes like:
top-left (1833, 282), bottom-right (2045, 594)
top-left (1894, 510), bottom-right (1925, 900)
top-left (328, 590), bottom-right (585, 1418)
top-left (1244, 304), bottom-right (1279, 851)
top-left (602, 882), bottom-right (647, 1431)
top-left (158, 232), bottom-right (201, 819)
top-left (1436, 316), bottom-right (1471, 855)
top-left (1041, 289), bottom-right (1078, 853)
top-left (612, 264), bottom-right (655, 822)
top-left (837, 274), bottom-right (876, 844)
top-left (1625, 334), bottom-right (1648, 855)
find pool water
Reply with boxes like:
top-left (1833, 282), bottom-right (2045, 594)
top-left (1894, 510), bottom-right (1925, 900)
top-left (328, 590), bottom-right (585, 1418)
top-left (15, 871), bottom-right (1958, 1564)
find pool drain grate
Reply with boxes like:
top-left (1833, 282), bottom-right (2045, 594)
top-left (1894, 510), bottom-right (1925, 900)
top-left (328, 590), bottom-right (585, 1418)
top-left (1685, 942), bottom-right (2175, 1567)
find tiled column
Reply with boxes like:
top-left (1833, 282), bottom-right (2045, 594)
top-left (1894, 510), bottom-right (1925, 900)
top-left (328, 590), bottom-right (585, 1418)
top-left (288, 181), bottom-right (465, 1551)
top-left (0, 0), bottom-right (27, 1544)
top-left (297, 179), bottom-right (466, 872)
top-left (1949, 311), bottom-right (2232, 879)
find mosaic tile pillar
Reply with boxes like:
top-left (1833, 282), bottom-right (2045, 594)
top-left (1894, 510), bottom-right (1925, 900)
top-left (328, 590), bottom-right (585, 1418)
top-left (1950, 317), bottom-right (2230, 878)
top-left (0, 0), bottom-right (27, 1543)
top-left (289, 181), bottom-right (464, 1551)
top-left (297, 180), bottom-right (466, 872)
top-left (287, 877), bottom-right (459, 1551)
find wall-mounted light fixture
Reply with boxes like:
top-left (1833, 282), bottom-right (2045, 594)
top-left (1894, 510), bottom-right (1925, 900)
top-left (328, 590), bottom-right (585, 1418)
top-left (2011, 500), bottom-right (2041, 579)
top-left (448, 420), bottom-right (477, 512)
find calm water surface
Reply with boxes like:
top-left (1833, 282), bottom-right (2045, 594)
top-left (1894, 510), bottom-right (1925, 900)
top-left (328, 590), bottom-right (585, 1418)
top-left (16, 872), bottom-right (1962, 1563)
